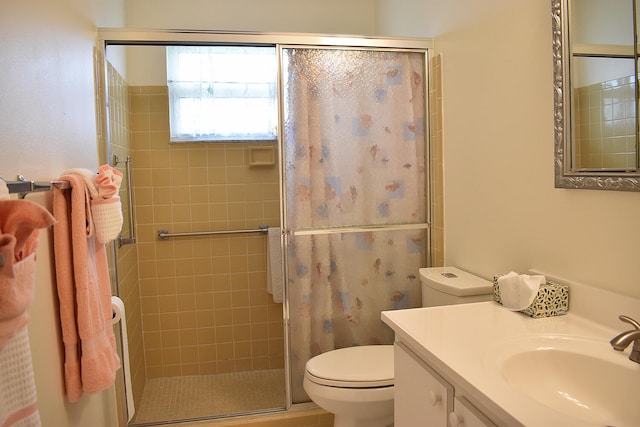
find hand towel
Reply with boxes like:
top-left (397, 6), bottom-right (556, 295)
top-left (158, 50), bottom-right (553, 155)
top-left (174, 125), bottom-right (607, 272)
top-left (53, 173), bottom-right (120, 402)
top-left (0, 199), bottom-right (56, 349)
top-left (0, 253), bottom-right (37, 351)
top-left (0, 328), bottom-right (41, 427)
top-left (61, 169), bottom-right (97, 238)
top-left (267, 227), bottom-right (283, 303)
top-left (497, 271), bottom-right (546, 311)
top-left (91, 165), bottom-right (123, 244)
top-left (94, 165), bottom-right (122, 199)
top-left (91, 197), bottom-right (123, 244)
top-left (0, 197), bottom-right (55, 427)
top-left (0, 199), bottom-right (57, 265)
top-left (0, 235), bottom-right (16, 279)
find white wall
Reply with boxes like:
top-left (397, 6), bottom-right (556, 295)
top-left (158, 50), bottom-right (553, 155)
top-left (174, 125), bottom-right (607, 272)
top-left (123, 0), bottom-right (376, 34)
top-left (0, 0), bottom-right (122, 425)
top-left (376, 0), bottom-right (640, 299)
top-left (119, 0), bottom-right (378, 87)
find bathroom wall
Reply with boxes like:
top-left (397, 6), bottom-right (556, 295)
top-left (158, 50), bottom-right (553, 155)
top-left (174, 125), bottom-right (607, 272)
top-left (0, 0), bottom-right (124, 425)
top-left (123, 0), bottom-right (376, 34)
top-left (129, 85), bottom-right (283, 377)
top-left (376, 0), bottom-right (640, 299)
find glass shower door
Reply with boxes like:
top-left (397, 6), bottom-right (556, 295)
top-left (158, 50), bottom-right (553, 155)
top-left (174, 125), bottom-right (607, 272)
top-left (280, 47), bottom-right (430, 403)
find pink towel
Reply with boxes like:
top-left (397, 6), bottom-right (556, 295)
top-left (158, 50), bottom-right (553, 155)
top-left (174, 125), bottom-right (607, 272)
top-left (0, 253), bottom-right (38, 351)
top-left (0, 198), bottom-right (55, 427)
top-left (0, 200), bottom-right (56, 348)
top-left (0, 328), bottom-right (41, 427)
top-left (94, 164), bottom-right (122, 200)
top-left (0, 199), bottom-right (56, 266)
top-left (92, 165), bottom-right (124, 244)
top-left (53, 173), bottom-right (120, 402)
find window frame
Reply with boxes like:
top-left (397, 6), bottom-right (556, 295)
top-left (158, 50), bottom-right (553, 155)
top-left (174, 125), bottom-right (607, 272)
top-left (166, 44), bottom-right (279, 144)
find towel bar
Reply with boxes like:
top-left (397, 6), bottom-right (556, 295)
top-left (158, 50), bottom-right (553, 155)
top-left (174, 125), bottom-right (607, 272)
top-left (112, 153), bottom-right (136, 247)
top-left (158, 225), bottom-right (269, 240)
top-left (3, 175), bottom-right (71, 199)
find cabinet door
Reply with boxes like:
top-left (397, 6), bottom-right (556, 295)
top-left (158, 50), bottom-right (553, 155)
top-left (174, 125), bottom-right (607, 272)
top-left (394, 343), bottom-right (453, 427)
top-left (449, 397), bottom-right (496, 427)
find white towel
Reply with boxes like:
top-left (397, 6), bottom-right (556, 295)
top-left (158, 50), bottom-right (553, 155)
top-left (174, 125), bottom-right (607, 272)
top-left (266, 227), bottom-right (283, 303)
top-left (497, 271), bottom-right (545, 311)
top-left (91, 197), bottom-right (123, 244)
top-left (0, 328), bottom-right (41, 427)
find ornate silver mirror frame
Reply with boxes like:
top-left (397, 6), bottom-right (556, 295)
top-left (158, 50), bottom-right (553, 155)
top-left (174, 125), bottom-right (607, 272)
top-left (552, 0), bottom-right (640, 191)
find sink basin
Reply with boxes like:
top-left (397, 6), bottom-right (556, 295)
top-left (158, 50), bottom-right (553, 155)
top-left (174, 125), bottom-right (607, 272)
top-left (485, 335), bottom-right (640, 426)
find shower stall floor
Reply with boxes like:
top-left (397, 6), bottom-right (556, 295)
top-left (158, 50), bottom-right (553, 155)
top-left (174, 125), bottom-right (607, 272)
top-left (132, 369), bottom-right (286, 425)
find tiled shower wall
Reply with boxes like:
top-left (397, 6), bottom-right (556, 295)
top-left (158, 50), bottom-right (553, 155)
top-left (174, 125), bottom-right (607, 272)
top-left (106, 62), bottom-right (146, 408)
top-left (129, 86), bottom-right (283, 378)
top-left (574, 75), bottom-right (636, 170)
top-left (429, 54), bottom-right (444, 268)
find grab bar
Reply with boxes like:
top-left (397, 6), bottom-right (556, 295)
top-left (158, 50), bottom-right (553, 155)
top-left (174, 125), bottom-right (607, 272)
top-left (2, 175), bottom-right (71, 199)
top-left (158, 224), bottom-right (269, 240)
top-left (112, 153), bottom-right (136, 247)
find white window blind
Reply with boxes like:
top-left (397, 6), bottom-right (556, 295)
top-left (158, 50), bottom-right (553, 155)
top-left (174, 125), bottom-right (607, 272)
top-left (167, 45), bottom-right (278, 142)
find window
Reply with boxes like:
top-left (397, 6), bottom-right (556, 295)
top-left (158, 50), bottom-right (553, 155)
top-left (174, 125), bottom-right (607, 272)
top-left (167, 45), bottom-right (278, 142)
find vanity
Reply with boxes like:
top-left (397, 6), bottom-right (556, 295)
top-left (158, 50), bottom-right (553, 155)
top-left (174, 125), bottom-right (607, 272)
top-left (381, 276), bottom-right (640, 427)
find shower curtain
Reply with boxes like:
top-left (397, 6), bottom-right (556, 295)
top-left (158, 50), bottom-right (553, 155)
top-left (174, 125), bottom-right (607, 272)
top-left (281, 48), bottom-right (429, 402)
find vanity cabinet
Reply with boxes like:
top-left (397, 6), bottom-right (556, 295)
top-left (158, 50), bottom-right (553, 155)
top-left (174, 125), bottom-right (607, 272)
top-left (450, 397), bottom-right (495, 427)
top-left (395, 342), bottom-right (495, 427)
top-left (394, 343), bottom-right (453, 425)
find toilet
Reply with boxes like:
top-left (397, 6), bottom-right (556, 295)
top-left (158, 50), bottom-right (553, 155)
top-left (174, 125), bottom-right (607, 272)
top-left (303, 345), bottom-right (394, 427)
top-left (303, 266), bottom-right (493, 427)
top-left (419, 266), bottom-right (494, 307)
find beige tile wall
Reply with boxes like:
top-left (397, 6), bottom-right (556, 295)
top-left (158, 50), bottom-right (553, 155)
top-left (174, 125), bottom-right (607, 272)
top-left (106, 62), bottom-right (146, 409)
top-left (430, 54), bottom-right (444, 268)
top-left (574, 75), bottom-right (636, 170)
top-left (129, 86), bottom-right (283, 378)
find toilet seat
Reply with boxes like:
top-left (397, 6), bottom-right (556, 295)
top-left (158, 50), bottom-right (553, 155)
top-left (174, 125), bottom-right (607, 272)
top-left (305, 345), bottom-right (394, 388)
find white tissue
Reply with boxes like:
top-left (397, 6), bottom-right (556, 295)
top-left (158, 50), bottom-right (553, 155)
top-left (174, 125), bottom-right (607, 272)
top-left (497, 271), bottom-right (546, 311)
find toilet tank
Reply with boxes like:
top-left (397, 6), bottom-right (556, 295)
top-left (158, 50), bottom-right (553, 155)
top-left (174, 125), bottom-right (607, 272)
top-left (419, 267), bottom-right (493, 307)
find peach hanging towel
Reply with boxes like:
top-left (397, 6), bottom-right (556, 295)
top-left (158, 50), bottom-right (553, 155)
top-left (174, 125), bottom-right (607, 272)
top-left (0, 194), bottom-right (56, 427)
top-left (53, 171), bottom-right (120, 402)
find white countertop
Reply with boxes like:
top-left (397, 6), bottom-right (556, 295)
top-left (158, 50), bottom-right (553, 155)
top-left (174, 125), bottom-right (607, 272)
top-left (381, 301), bottom-right (634, 427)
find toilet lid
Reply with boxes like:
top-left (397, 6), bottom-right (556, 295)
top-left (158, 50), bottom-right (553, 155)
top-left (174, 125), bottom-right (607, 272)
top-left (305, 345), bottom-right (394, 388)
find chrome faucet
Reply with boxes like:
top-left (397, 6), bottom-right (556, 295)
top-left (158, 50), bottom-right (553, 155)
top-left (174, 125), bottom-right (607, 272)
top-left (610, 315), bottom-right (640, 364)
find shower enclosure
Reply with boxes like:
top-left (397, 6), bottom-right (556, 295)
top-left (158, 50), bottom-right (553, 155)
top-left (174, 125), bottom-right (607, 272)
top-left (98, 29), bottom-right (432, 426)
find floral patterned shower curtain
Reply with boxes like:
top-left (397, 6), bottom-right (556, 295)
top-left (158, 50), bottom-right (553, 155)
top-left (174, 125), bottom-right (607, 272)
top-left (281, 47), bottom-right (429, 403)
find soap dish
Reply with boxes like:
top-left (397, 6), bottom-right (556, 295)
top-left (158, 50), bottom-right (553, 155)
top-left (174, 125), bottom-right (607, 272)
top-left (492, 276), bottom-right (569, 318)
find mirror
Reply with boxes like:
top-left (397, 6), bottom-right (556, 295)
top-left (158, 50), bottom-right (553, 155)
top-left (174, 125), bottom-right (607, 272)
top-left (553, 0), bottom-right (640, 191)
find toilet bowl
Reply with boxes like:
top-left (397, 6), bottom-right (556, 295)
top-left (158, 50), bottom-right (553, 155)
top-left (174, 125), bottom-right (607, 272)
top-left (303, 345), bottom-right (394, 427)
top-left (304, 267), bottom-right (493, 426)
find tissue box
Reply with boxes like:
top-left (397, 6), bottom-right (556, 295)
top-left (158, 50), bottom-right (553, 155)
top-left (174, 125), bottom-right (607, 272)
top-left (492, 276), bottom-right (569, 318)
